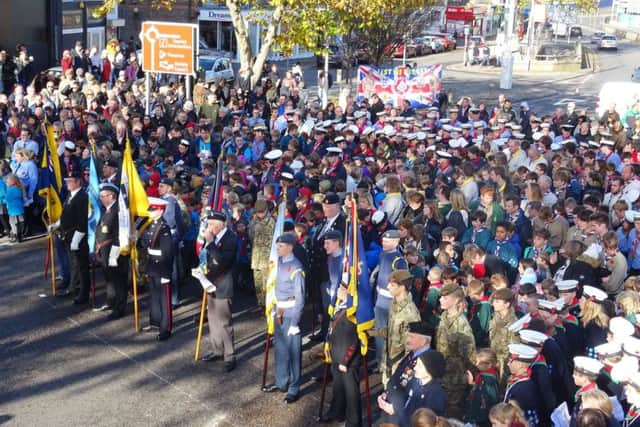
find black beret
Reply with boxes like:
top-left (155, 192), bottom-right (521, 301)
top-left (207, 211), bottom-right (227, 222)
top-left (276, 233), bottom-right (296, 245)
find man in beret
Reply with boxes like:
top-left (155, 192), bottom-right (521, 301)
top-left (368, 270), bottom-right (420, 386)
top-left (199, 211), bottom-right (238, 372)
top-left (320, 229), bottom-right (343, 340)
top-left (100, 158), bottom-right (120, 185)
top-left (262, 232), bottom-right (305, 403)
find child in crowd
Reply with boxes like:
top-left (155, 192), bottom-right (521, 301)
top-left (464, 348), bottom-right (500, 427)
top-left (405, 245), bottom-right (426, 303)
top-left (486, 221), bottom-right (519, 271)
top-left (421, 266), bottom-right (442, 330)
top-left (461, 210), bottom-right (491, 251)
top-left (467, 279), bottom-right (491, 347)
top-left (5, 173), bottom-right (25, 243)
top-left (523, 228), bottom-right (553, 260)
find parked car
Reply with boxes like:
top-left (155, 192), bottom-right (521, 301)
top-left (387, 42), bottom-right (419, 58)
top-left (596, 82), bottom-right (640, 118)
top-left (598, 34), bottom-right (618, 50)
top-left (198, 56), bottom-right (235, 83)
top-left (413, 37), bottom-right (433, 55)
top-left (425, 32), bottom-right (456, 50)
top-left (420, 36), bottom-right (444, 54)
top-left (632, 66), bottom-right (640, 82)
top-left (591, 31), bottom-right (605, 44)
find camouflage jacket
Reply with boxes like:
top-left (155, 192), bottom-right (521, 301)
top-left (436, 309), bottom-right (476, 390)
top-left (249, 214), bottom-right (275, 270)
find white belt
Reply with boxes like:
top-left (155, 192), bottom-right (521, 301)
top-left (277, 300), bottom-right (296, 309)
top-left (377, 287), bottom-right (392, 298)
top-left (148, 248), bottom-right (162, 256)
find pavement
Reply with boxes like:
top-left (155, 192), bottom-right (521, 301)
top-left (0, 236), bottom-right (382, 426)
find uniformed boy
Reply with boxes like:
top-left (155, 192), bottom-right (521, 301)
top-left (262, 233), bottom-right (305, 404)
top-left (504, 344), bottom-right (544, 426)
top-left (139, 197), bottom-right (175, 341)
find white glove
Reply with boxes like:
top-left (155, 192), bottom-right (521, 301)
top-left (70, 231), bottom-right (85, 251)
top-left (175, 160), bottom-right (185, 166)
top-left (48, 220), bottom-right (60, 233)
top-left (161, 278), bottom-right (170, 284)
top-left (108, 245), bottom-right (120, 267)
top-left (287, 326), bottom-right (300, 336)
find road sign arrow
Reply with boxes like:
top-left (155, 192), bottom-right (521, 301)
top-left (159, 61), bottom-right (175, 71)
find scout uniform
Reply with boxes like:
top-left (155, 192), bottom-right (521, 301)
top-left (420, 280), bottom-right (442, 330)
top-left (463, 366), bottom-right (500, 426)
top-left (571, 356), bottom-right (605, 423)
top-left (582, 286), bottom-right (609, 358)
top-left (595, 342), bottom-right (625, 399)
top-left (504, 344), bottom-right (544, 427)
top-left (469, 294), bottom-right (492, 348)
top-left (436, 284), bottom-right (476, 419)
top-left (139, 197), bottom-right (175, 341)
top-left (518, 329), bottom-right (560, 418)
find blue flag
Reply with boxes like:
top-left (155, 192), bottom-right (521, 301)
top-left (87, 146), bottom-right (101, 254)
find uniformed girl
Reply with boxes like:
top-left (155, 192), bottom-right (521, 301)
top-left (580, 286), bottom-right (610, 358)
top-left (463, 348), bottom-right (500, 427)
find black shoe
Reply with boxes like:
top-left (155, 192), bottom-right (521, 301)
top-left (309, 333), bottom-right (323, 342)
top-left (106, 310), bottom-right (124, 321)
top-left (73, 298), bottom-right (88, 305)
top-left (261, 384), bottom-right (285, 393)
top-left (157, 332), bottom-right (171, 341)
top-left (224, 360), bottom-right (236, 372)
top-left (199, 353), bottom-right (223, 362)
top-left (317, 413), bottom-right (345, 424)
top-left (284, 394), bottom-right (299, 404)
top-left (56, 288), bottom-right (71, 297)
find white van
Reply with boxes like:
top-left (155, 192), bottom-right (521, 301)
top-left (596, 82), bottom-right (640, 118)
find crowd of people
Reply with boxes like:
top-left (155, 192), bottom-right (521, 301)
top-left (3, 36), bottom-right (640, 427)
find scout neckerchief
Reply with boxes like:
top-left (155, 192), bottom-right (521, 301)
top-left (625, 405), bottom-right (640, 426)
top-left (504, 370), bottom-right (531, 401)
top-left (575, 381), bottom-right (597, 402)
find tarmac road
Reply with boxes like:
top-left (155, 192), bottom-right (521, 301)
top-left (0, 236), bottom-right (377, 426)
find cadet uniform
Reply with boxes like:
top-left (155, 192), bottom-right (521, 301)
top-left (373, 229), bottom-right (407, 369)
top-left (249, 205), bottom-right (275, 307)
top-left (139, 197), bottom-right (175, 341)
top-left (463, 367), bottom-right (500, 426)
top-left (95, 183), bottom-right (128, 319)
top-left (519, 330), bottom-right (559, 421)
top-left (321, 230), bottom-right (344, 340)
top-left (490, 289), bottom-right (519, 389)
top-left (266, 233), bottom-right (305, 402)
top-left (596, 342), bottom-right (625, 399)
top-left (436, 284), bottom-right (476, 419)
top-left (504, 344), bottom-right (544, 427)
top-left (571, 356), bottom-right (604, 423)
top-left (582, 286), bottom-right (609, 358)
top-left (368, 270), bottom-right (420, 387)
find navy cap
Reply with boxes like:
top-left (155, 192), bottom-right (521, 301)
top-left (276, 233), bottom-right (296, 245)
top-left (324, 230), bottom-right (343, 241)
top-left (382, 229), bottom-right (401, 239)
top-left (160, 177), bottom-right (174, 186)
top-left (207, 211), bottom-right (227, 222)
top-left (323, 192), bottom-right (340, 205)
top-left (99, 183), bottom-right (119, 194)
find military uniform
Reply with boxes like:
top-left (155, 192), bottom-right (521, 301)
top-left (59, 185), bottom-right (90, 303)
top-left (249, 213), bottom-right (275, 306)
top-left (436, 303), bottom-right (476, 418)
top-left (489, 310), bottom-right (518, 389)
top-left (139, 206), bottom-right (175, 339)
top-left (95, 197), bottom-right (128, 318)
top-left (504, 344), bottom-right (544, 427)
top-left (272, 251), bottom-right (305, 399)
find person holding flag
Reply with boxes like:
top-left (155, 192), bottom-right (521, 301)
top-left (261, 232), bottom-right (305, 404)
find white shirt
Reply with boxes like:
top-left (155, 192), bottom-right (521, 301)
top-left (215, 227), bottom-right (228, 245)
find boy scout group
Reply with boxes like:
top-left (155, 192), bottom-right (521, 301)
top-left (21, 54), bottom-right (640, 427)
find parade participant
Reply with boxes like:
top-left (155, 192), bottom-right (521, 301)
top-left (158, 177), bottom-right (182, 307)
top-left (580, 286), bottom-right (610, 358)
top-left (320, 230), bottom-right (343, 340)
top-left (378, 350), bottom-right (447, 426)
top-left (489, 288), bottom-right (518, 388)
top-left (56, 170), bottom-right (89, 304)
top-left (261, 233), bottom-right (305, 403)
top-left (139, 197), bottom-right (174, 341)
top-left (504, 343), bottom-right (544, 426)
top-left (436, 283), bottom-right (476, 418)
top-left (248, 199), bottom-right (275, 309)
top-left (199, 211), bottom-right (238, 372)
top-left (372, 229), bottom-right (407, 371)
top-left (595, 342), bottom-right (625, 399)
top-left (572, 356), bottom-right (605, 420)
top-left (368, 269), bottom-right (420, 386)
top-left (320, 283), bottom-right (361, 426)
top-left (95, 183), bottom-right (128, 320)
top-left (463, 348), bottom-right (500, 426)
top-left (308, 192), bottom-right (345, 341)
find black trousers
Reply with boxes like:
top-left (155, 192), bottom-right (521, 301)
top-left (69, 243), bottom-right (90, 301)
top-left (149, 275), bottom-right (172, 334)
top-left (329, 360), bottom-right (362, 427)
top-left (104, 256), bottom-right (128, 314)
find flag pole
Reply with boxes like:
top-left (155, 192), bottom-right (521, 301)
top-left (317, 361), bottom-right (330, 419)
top-left (261, 331), bottom-right (271, 389)
top-left (362, 352), bottom-right (373, 427)
top-left (44, 236), bottom-right (50, 279)
top-left (194, 290), bottom-right (207, 361)
top-left (49, 233), bottom-right (56, 296)
top-left (131, 245), bottom-right (140, 332)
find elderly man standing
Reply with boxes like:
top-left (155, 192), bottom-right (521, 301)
top-left (199, 211), bottom-right (238, 372)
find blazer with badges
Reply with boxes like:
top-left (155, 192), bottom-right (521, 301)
top-left (309, 214), bottom-right (346, 281)
top-left (95, 203), bottom-right (120, 266)
top-left (205, 228), bottom-right (238, 299)
top-left (60, 189), bottom-right (88, 243)
top-left (139, 218), bottom-right (174, 278)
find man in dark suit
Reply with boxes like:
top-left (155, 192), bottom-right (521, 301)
top-left (58, 171), bottom-right (90, 304)
top-left (200, 211), bottom-right (238, 372)
top-left (308, 192), bottom-right (345, 341)
top-left (95, 183), bottom-right (128, 320)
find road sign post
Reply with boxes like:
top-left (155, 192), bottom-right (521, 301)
top-left (140, 21), bottom-right (198, 102)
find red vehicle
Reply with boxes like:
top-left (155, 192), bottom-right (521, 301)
top-left (425, 32), bottom-right (457, 50)
top-left (386, 41), bottom-right (419, 58)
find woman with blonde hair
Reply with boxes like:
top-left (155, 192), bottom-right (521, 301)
top-left (580, 286), bottom-right (610, 358)
top-left (616, 290), bottom-right (640, 325)
top-left (489, 401), bottom-right (529, 427)
top-left (446, 188), bottom-right (469, 239)
top-left (579, 389), bottom-right (614, 420)
top-left (382, 175), bottom-right (404, 226)
top-left (411, 408), bottom-right (451, 427)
